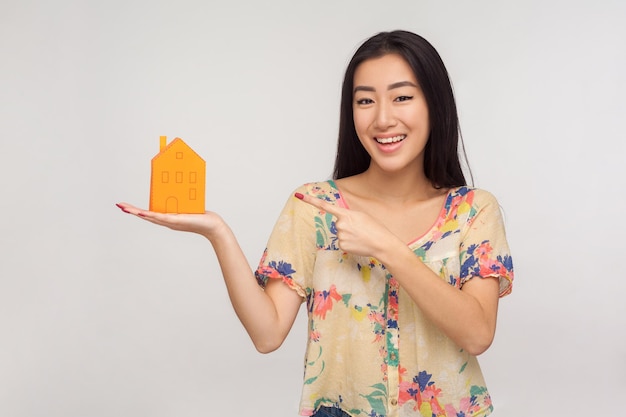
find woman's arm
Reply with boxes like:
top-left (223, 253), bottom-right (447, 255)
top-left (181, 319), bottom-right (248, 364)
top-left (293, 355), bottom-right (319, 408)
top-left (116, 203), bottom-right (303, 353)
top-left (293, 194), bottom-right (500, 356)
top-left (376, 242), bottom-right (500, 356)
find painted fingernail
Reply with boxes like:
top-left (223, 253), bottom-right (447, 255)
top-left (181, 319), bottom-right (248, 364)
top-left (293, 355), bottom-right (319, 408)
top-left (294, 192), bottom-right (304, 200)
top-left (137, 212), bottom-right (146, 217)
top-left (115, 203), bottom-right (130, 213)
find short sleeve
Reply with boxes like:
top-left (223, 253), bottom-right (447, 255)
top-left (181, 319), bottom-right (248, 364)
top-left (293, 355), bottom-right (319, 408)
top-left (459, 190), bottom-right (514, 297)
top-left (254, 184), bottom-right (318, 299)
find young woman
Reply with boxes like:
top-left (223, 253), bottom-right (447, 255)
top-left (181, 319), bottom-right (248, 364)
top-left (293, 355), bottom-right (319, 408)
top-left (117, 30), bottom-right (514, 417)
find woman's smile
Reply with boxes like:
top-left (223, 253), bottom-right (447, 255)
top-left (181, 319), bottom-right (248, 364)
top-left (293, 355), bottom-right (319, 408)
top-left (375, 134), bottom-right (406, 144)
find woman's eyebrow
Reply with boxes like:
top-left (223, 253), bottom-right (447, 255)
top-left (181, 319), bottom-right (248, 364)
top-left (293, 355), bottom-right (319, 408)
top-left (354, 85), bottom-right (375, 93)
top-left (354, 81), bottom-right (418, 94)
top-left (388, 81), bottom-right (418, 90)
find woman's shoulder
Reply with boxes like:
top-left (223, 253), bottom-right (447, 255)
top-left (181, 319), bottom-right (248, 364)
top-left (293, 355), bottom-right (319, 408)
top-left (293, 180), bottom-right (342, 203)
top-left (448, 186), bottom-right (500, 208)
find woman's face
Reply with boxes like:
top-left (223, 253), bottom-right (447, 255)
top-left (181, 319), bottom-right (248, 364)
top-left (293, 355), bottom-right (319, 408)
top-left (352, 53), bottom-right (430, 176)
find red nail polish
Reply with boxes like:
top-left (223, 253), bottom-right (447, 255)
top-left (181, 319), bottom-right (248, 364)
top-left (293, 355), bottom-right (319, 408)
top-left (115, 203), bottom-right (129, 213)
top-left (137, 212), bottom-right (146, 217)
top-left (294, 192), bottom-right (304, 200)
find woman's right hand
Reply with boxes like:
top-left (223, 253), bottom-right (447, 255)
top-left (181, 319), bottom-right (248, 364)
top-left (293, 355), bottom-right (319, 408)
top-left (116, 201), bottom-right (303, 353)
top-left (115, 202), bottom-right (227, 240)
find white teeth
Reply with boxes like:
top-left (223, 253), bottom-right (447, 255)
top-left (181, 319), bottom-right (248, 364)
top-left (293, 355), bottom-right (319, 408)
top-left (375, 135), bottom-right (406, 144)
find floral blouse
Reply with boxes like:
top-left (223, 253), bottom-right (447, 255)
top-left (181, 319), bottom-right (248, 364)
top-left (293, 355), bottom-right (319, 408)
top-left (255, 181), bottom-right (514, 417)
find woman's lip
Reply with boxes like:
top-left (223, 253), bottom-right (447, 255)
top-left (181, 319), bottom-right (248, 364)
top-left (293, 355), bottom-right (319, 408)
top-left (374, 135), bottom-right (406, 153)
top-left (375, 134), bottom-right (406, 144)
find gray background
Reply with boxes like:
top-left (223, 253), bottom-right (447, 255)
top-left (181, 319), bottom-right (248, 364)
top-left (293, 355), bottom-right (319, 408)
top-left (1, 0), bottom-right (625, 416)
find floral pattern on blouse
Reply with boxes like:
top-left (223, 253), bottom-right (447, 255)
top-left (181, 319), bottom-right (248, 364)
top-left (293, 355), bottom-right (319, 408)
top-left (255, 181), bottom-right (514, 417)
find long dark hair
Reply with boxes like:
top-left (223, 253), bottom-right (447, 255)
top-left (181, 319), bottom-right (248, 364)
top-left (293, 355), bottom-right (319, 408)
top-left (332, 30), bottom-right (471, 188)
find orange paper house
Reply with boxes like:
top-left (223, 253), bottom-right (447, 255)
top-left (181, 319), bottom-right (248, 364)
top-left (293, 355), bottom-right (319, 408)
top-left (150, 136), bottom-right (206, 213)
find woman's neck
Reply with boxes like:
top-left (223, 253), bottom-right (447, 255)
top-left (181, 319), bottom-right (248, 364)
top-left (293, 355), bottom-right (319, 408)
top-left (355, 167), bottom-right (441, 204)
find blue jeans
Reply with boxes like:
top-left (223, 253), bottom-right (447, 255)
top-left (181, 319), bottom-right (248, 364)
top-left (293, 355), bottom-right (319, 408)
top-left (311, 406), bottom-right (351, 417)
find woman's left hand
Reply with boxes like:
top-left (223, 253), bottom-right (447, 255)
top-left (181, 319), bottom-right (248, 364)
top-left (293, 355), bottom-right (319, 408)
top-left (295, 192), bottom-right (398, 258)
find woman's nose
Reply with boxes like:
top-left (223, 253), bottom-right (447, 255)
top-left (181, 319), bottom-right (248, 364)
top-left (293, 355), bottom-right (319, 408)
top-left (374, 101), bottom-right (396, 129)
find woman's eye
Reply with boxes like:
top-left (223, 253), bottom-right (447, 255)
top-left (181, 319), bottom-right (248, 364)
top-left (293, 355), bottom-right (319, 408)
top-left (395, 96), bottom-right (413, 102)
top-left (356, 98), bottom-right (374, 105)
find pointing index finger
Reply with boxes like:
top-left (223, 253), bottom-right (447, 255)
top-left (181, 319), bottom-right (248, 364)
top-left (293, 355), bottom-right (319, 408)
top-left (294, 192), bottom-right (343, 217)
